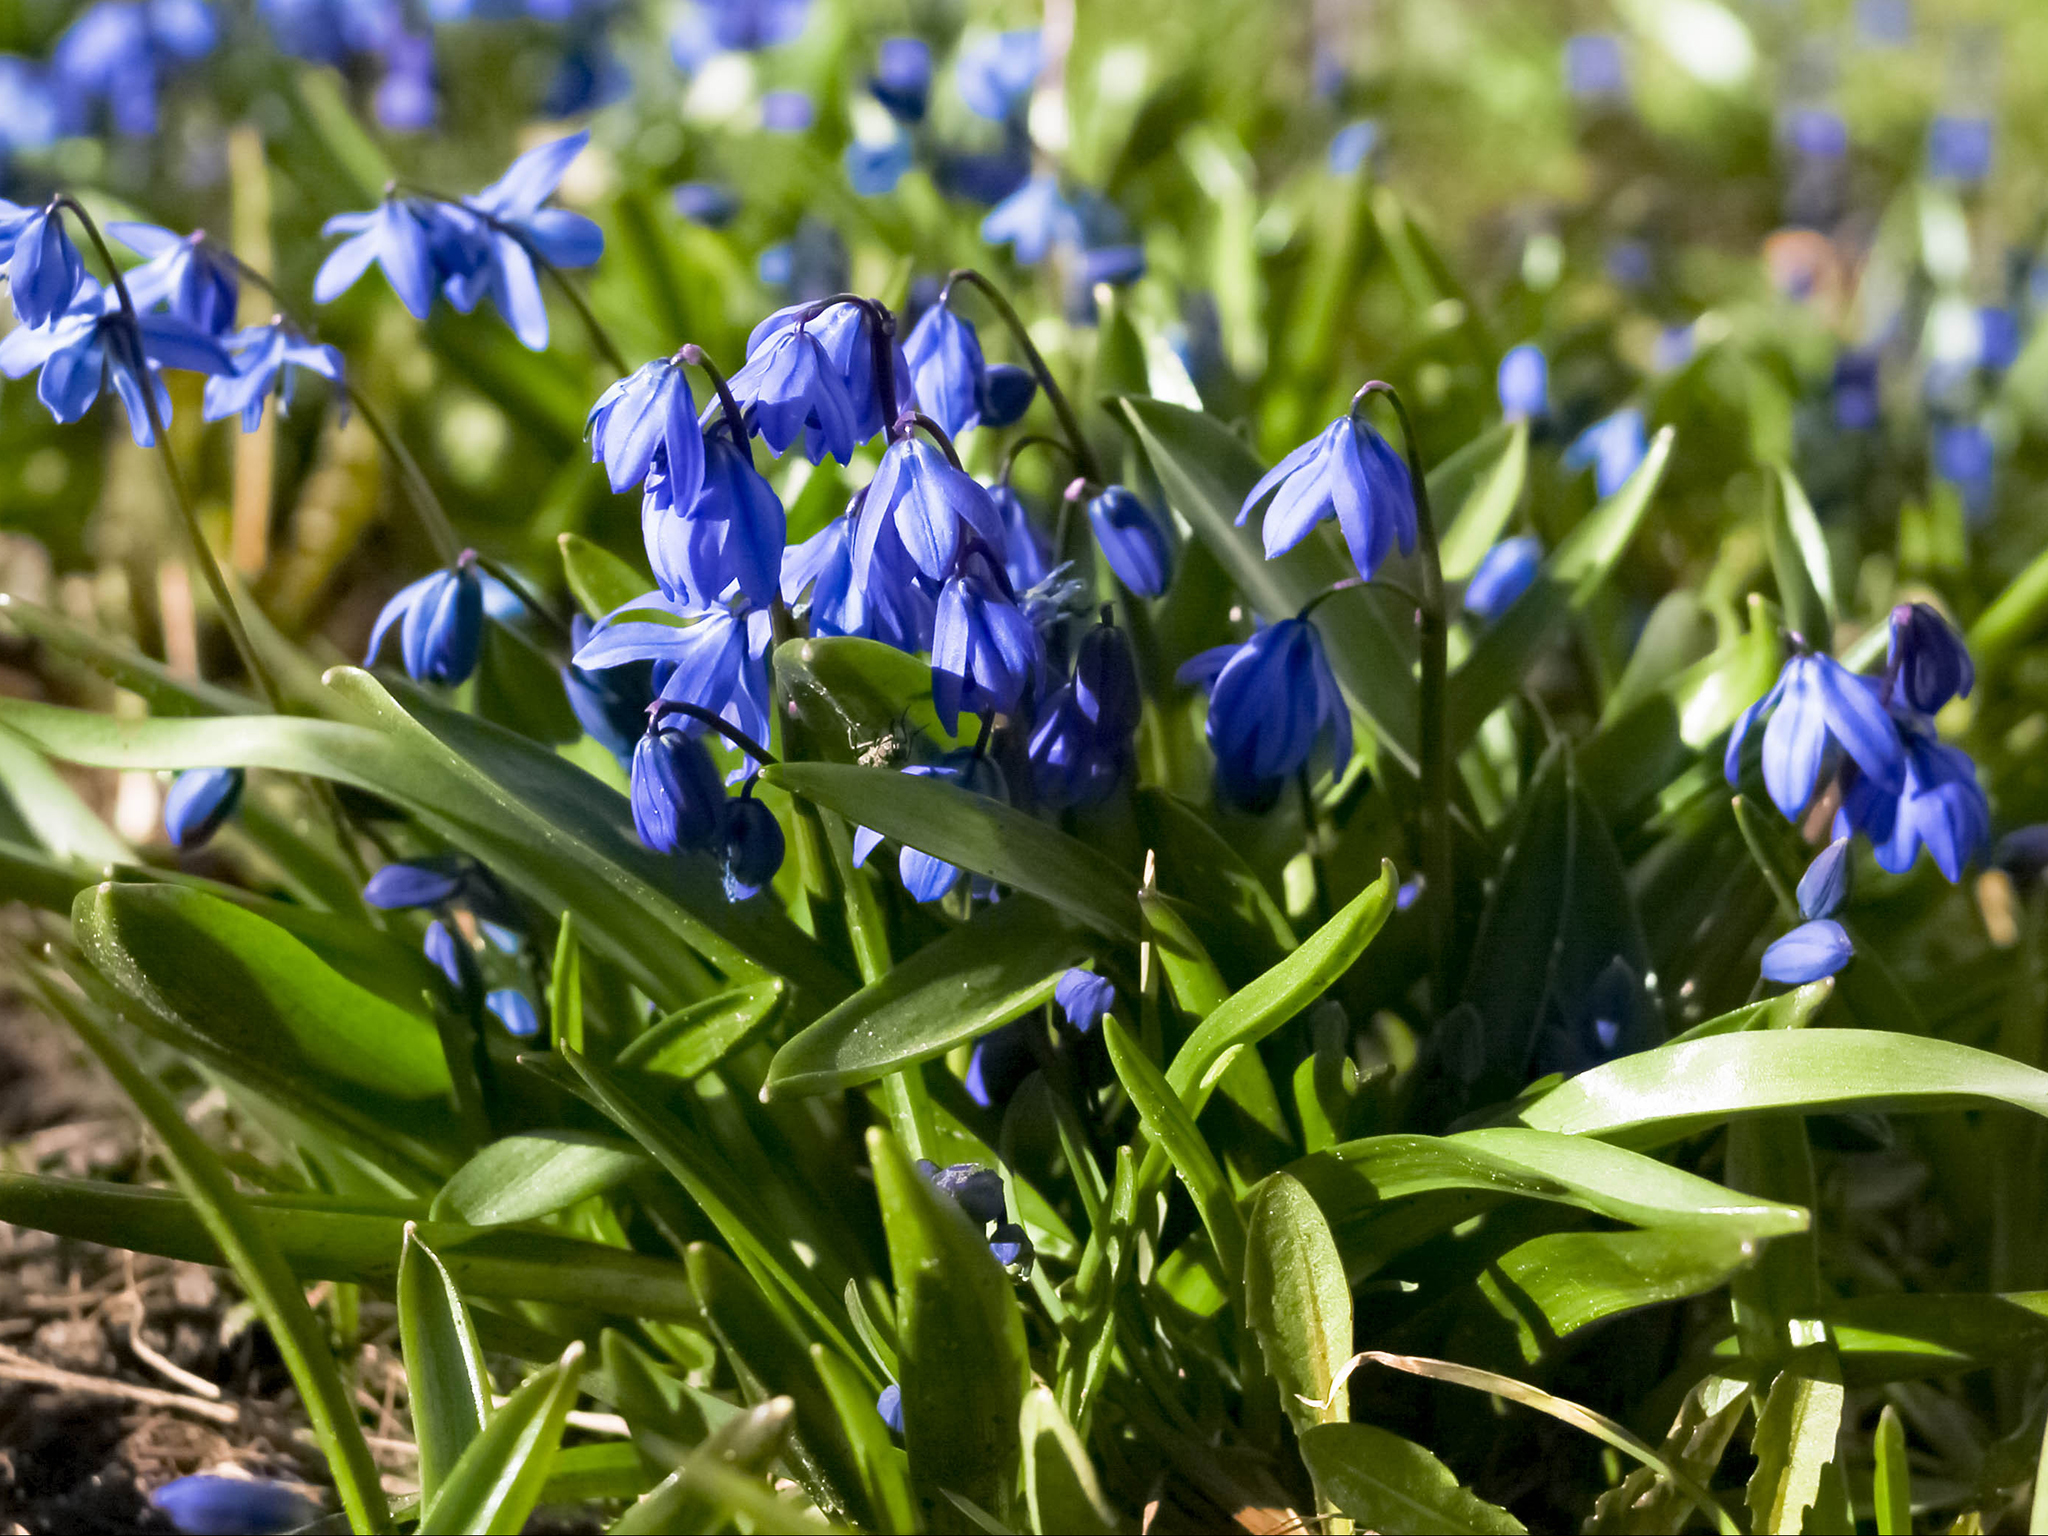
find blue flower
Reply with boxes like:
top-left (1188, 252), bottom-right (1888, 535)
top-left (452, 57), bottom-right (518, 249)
top-left (981, 175), bottom-right (1080, 267)
top-left (1933, 422), bottom-right (1994, 523)
top-left (673, 181), bottom-right (738, 228)
top-left (1029, 617), bottom-right (1139, 807)
top-left (1329, 119), bottom-right (1378, 176)
top-left (1088, 486), bottom-right (1173, 598)
top-left (0, 201), bottom-right (84, 328)
top-left (742, 299), bottom-right (909, 451)
top-left (876, 1383), bottom-right (904, 1434)
top-left (978, 364), bottom-right (1036, 430)
top-left (965, 1022), bottom-right (1036, 1109)
top-left (1396, 876), bottom-right (1422, 910)
top-left (718, 789), bottom-right (785, 901)
top-left (856, 436), bottom-right (1007, 585)
top-left (372, 29), bottom-right (434, 130)
top-left (647, 426), bottom-right (785, 610)
top-left (0, 60), bottom-right (61, 155)
top-left (1463, 536), bottom-right (1543, 622)
top-left (631, 724), bottom-right (726, 854)
top-left (904, 303), bottom-right (985, 437)
top-left (915, 1157), bottom-right (1031, 1271)
top-left (425, 917), bottom-right (479, 995)
top-left (1724, 653), bottom-right (1905, 821)
top-left (693, 0), bottom-right (807, 52)
top-left (50, 0), bottom-right (215, 139)
top-left (365, 557), bottom-right (485, 685)
top-left (1564, 408), bottom-right (1647, 498)
top-left (1179, 618), bottom-right (1352, 813)
top-left (761, 89), bottom-right (813, 132)
top-left (853, 754), bottom-right (1004, 902)
top-left (1497, 344), bottom-right (1547, 419)
top-left (1055, 968), bottom-right (1114, 1033)
top-left (487, 988), bottom-right (540, 1037)
top-left (315, 199), bottom-right (441, 320)
top-left (587, 357), bottom-right (705, 506)
top-left (1928, 115), bottom-right (1992, 184)
top-left (574, 598), bottom-right (774, 749)
top-left (203, 323), bottom-right (345, 432)
top-left (1076, 243), bottom-right (1145, 289)
top-left (956, 29), bottom-right (1039, 121)
top-left (363, 857), bottom-right (468, 909)
top-left (1237, 414), bottom-right (1416, 581)
top-left (1838, 721), bottom-right (1989, 882)
top-left (1833, 351), bottom-right (1880, 431)
top-left (936, 141), bottom-right (1032, 206)
top-left (1563, 32), bottom-right (1625, 99)
top-left (162, 766), bottom-right (242, 849)
top-left (1887, 602), bottom-right (1973, 716)
top-left (991, 484), bottom-right (1051, 592)
top-left (1797, 837), bottom-right (1851, 919)
top-left (870, 36), bottom-right (930, 121)
top-left (1534, 957), bottom-right (1657, 1077)
top-left (562, 614), bottom-right (655, 766)
top-left (728, 312), bottom-right (864, 464)
top-left (846, 135), bottom-right (913, 197)
top-left (106, 223), bottom-right (238, 337)
top-left (454, 131), bottom-right (604, 350)
top-left (151, 1473), bottom-right (320, 1536)
top-left (1761, 918), bottom-right (1852, 984)
top-left (932, 548), bottom-right (1042, 731)
top-left (783, 505), bottom-right (934, 652)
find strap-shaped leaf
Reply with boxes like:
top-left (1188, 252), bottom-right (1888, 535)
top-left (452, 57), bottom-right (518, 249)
top-left (418, 1340), bottom-right (585, 1535)
top-left (1244, 1173), bottom-right (1351, 1437)
top-left (559, 531), bottom-right (649, 620)
top-left (1104, 1015), bottom-right (1244, 1288)
top-left (616, 978), bottom-right (789, 1081)
top-left (399, 1224), bottom-right (492, 1507)
top-left (1299, 1423), bottom-right (1525, 1535)
top-left (430, 1132), bottom-right (651, 1226)
top-left (1021, 1386), bottom-right (1115, 1535)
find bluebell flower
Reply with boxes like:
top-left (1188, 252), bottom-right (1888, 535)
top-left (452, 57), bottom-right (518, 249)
top-left (991, 485), bottom-right (1051, 592)
top-left (162, 766), bottom-right (242, 849)
top-left (574, 598), bottom-right (774, 749)
top-left (1463, 537), bottom-right (1543, 622)
top-left (673, 181), bottom-right (739, 228)
top-left (956, 29), bottom-right (1039, 121)
top-left (647, 426), bottom-right (785, 610)
top-left (1563, 32), bottom-right (1625, 99)
top-left (1934, 421), bottom-right (1994, 523)
top-left (1055, 968), bottom-right (1114, 1032)
top-left (904, 302), bottom-right (985, 438)
top-left (587, 357), bottom-right (704, 506)
top-left (1838, 720), bottom-right (1989, 882)
top-left (981, 175), bottom-right (1080, 267)
top-left (1237, 414), bottom-right (1416, 581)
top-left (761, 89), bottom-right (813, 132)
top-left (718, 790), bottom-right (785, 901)
top-left (856, 436), bottom-right (1007, 585)
top-left (1887, 602), bottom-right (1973, 716)
top-left (315, 199), bottom-right (440, 320)
top-left (1329, 119), bottom-right (1378, 177)
top-left (1497, 344), bottom-right (1547, 419)
top-left (978, 363), bottom-right (1036, 430)
top-left (728, 312), bottom-right (863, 464)
top-left (1178, 618), bottom-right (1352, 813)
top-left (256, 0), bottom-right (395, 65)
top-left (783, 506), bottom-right (934, 652)
top-left (562, 614), bottom-right (655, 766)
top-left (1928, 115), bottom-right (1992, 184)
top-left (932, 547), bottom-right (1042, 731)
top-left (363, 857), bottom-right (467, 909)
top-left (1724, 653), bottom-right (1905, 820)
top-left (965, 1022), bottom-right (1036, 1109)
top-left (1978, 307), bottom-right (2021, 372)
top-left (487, 988), bottom-right (540, 1037)
top-left (1761, 919), bottom-right (1852, 984)
top-left (50, 0), bottom-right (215, 139)
top-left (742, 299), bottom-right (910, 450)
top-left (876, 1383), bottom-right (904, 1435)
top-left (454, 131), bottom-right (604, 350)
top-left (425, 917), bottom-right (479, 995)
top-left (1564, 408), bottom-right (1648, 499)
top-left (1029, 617), bottom-right (1139, 807)
top-left (1797, 837), bottom-right (1851, 920)
top-left (0, 201), bottom-right (85, 329)
top-left (0, 278), bottom-right (233, 446)
top-left (203, 323), bottom-right (345, 432)
top-left (151, 1474), bottom-right (320, 1536)
top-left (1088, 486), bottom-right (1172, 598)
top-left (0, 60), bottom-right (61, 155)
top-left (870, 36), bottom-right (930, 121)
top-left (542, 32), bottom-right (630, 118)
top-left (915, 1157), bottom-right (1031, 1270)
top-left (373, 29), bottom-right (435, 130)
top-left (630, 724), bottom-right (726, 854)
top-left (846, 135), bottom-right (914, 197)
top-left (693, 0), bottom-right (807, 52)
top-left (106, 222), bottom-right (237, 336)
top-left (365, 557), bottom-right (485, 685)
top-left (1833, 351), bottom-right (1880, 431)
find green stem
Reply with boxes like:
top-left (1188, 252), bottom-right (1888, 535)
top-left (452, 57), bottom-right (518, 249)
top-left (474, 553), bottom-right (574, 651)
top-left (346, 383), bottom-right (464, 567)
top-left (944, 267), bottom-right (1103, 483)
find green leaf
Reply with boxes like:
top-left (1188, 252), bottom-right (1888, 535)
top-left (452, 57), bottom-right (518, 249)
top-left (609, 1396), bottom-right (795, 1535)
top-left (1437, 420), bottom-right (1531, 582)
top-left (767, 897), bottom-right (1089, 1097)
top-left (398, 1224), bottom-right (492, 1508)
top-left (774, 636), bottom-right (969, 765)
top-left (0, 593), bottom-right (253, 717)
top-left (1244, 1173), bottom-right (1351, 1437)
top-left (550, 912), bottom-right (582, 1055)
top-left (1104, 1014), bottom-right (1245, 1288)
top-left (615, 978), bottom-right (789, 1080)
top-left (1134, 786), bottom-right (1295, 965)
top-left (599, 1329), bottom-right (712, 1452)
top-left (1874, 1403), bottom-right (1910, 1536)
top-left (419, 1339), bottom-right (585, 1535)
top-left (0, 723), bottom-right (129, 864)
top-left (559, 532), bottom-right (650, 620)
top-left (1298, 1422), bottom-right (1526, 1535)
top-left (1766, 462), bottom-right (1837, 639)
top-left (430, 1132), bottom-right (651, 1226)
top-left (1745, 1347), bottom-right (1844, 1536)
top-left (813, 1344), bottom-right (918, 1536)
top-left (869, 1126), bottom-right (1030, 1533)
top-left (765, 762), bottom-right (1140, 942)
top-left (475, 623), bottom-right (577, 746)
top-left (1020, 1387), bottom-right (1115, 1536)
top-left (1586, 1373), bottom-right (1749, 1535)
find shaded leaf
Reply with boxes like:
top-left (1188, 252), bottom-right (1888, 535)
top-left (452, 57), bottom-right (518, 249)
top-left (1299, 1422), bottom-right (1525, 1535)
top-left (398, 1224), bottom-right (493, 1507)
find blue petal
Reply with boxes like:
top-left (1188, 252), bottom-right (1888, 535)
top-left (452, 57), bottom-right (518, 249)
top-left (1760, 918), bottom-right (1852, 984)
top-left (1796, 837), bottom-right (1851, 920)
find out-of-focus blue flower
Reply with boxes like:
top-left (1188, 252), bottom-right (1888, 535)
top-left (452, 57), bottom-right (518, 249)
top-left (1564, 408), bottom-right (1647, 499)
top-left (1978, 307), bottom-right (2021, 371)
top-left (1652, 324), bottom-right (1696, 374)
top-left (1030, 616), bottom-right (1139, 807)
top-left (856, 436), bottom-right (1006, 584)
top-left (315, 199), bottom-right (442, 320)
top-left (562, 614), bottom-right (654, 766)
top-left (257, 0), bottom-right (396, 65)
top-left (1088, 485), bottom-right (1172, 598)
top-left (203, 323), bottom-right (345, 432)
top-left (1797, 837), bottom-right (1852, 920)
top-left (761, 89), bottom-right (813, 132)
top-left (729, 310), bottom-right (865, 464)
top-left (1238, 414), bottom-right (1416, 581)
top-left (487, 988), bottom-right (539, 1037)
top-left (363, 857), bottom-right (467, 909)
top-left (162, 766), bottom-right (242, 849)
top-left (648, 426), bottom-right (786, 610)
top-left (932, 547), bottom-right (1041, 731)
top-left (1179, 618), bottom-right (1351, 813)
top-left (1725, 652), bottom-right (1905, 820)
top-left (956, 29), bottom-right (1039, 121)
top-left (853, 754), bottom-right (1003, 902)
top-left (718, 790), bottom-right (784, 901)
top-left (904, 302), bottom-right (985, 437)
top-left (109, 222), bottom-right (237, 336)
top-left (916, 1156), bottom-right (1031, 1269)
top-left (587, 356), bottom-right (704, 505)
top-left (1497, 344), bottom-right (1547, 419)
top-left (1396, 876), bottom-right (1423, 910)
top-left (575, 598), bottom-right (774, 748)
top-left (1464, 536), bottom-right (1542, 622)
top-left (1833, 351), bottom-right (1880, 431)
top-left (673, 182), bottom-right (739, 228)
top-left (1329, 119), bottom-right (1378, 177)
top-left (365, 557), bottom-right (485, 685)
top-left (1534, 956), bottom-right (1657, 1077)
top-left (1563, 33), bottom-right (1625, 100)
top-left (152, 1474), bottom-right (320, 1535)
top-left (876, 1383), bottom-right (904, 1434)
top-left (425, 917), bottom-right (478, 994)
top-left (871, 36), bottom-right (930, 121)
top-left (1933, 420), bottom-right (1994, 523)
top-left (981, 175), bottom-right (1080, 267)
top-left (936, 141), bottom-right (1032, 206)
top-left (630, 724), bottom-right (726, 854)
top-left (978, 364), bottom-right (1035, 430)
top-left (373, 29), bottom-right (435, 130)
top-left (542, 32), bottom-right (630, 117)
top-left (692, 0), bottom-right (806, 51)
top-left (1784, 109), bottom-right (1848, 159)
top-left (1888, 602), bottom-right (1973, 716)
top-left (454, 131), bottom-right (603, 350)
top-left (1856, 0), bottom-right (1910, 44)
top-left (1997, 826), bottom-right (2048, 885)
top-left (50, 0), bottom-right (216, 138)
top-left (1928, 115), bottom-right (1992, 184)
top-left (965, 1021), bottom-right (1035, 1109)
top-left (1055, 968), bottom-right (1113, 1033)
top-left (0, 60), bottom-right (62, 154)
top-left (1605, 239), bottom-right (1652, 289)
top-left (0, 201), bottom-right (85, 329)
top-left (1838, 720), bottom-right (1989, 882)
top-left (1075, 244), bottom-right (1146, 296)
top-left (1761, 918), bottom-right (1852, 984)
top-left (846, 134), bottom-right (914, 197)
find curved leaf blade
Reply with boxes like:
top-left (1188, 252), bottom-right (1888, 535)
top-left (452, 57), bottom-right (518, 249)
top-left (419, 1340), bottom-right (585, 1535)
top-left (399, 1224), bottom-right (493, 1507)
top-left (1299, 1422), bottom-right (1525, 1536)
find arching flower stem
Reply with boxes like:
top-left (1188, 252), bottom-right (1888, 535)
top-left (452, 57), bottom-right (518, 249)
top-left (900, 410), bottom-right (966, 469)
top-left (679, 343), bottom-right (752, 469)
top-left (472, 554), bottom-right (574, 650)
top-left (943, 267), bottom-right (1103, 483)
top-left (1000, 433), bottom-right (1080, 488)
top-left (648, 700), bottom-right (779, 768)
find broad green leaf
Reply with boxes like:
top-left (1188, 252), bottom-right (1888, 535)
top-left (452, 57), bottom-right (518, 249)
top-left (813, 1344), bottom-right (918, 1536)
top-left (559, 532), bottom-right (649, 620)
top-left (1746, 1348), bottom-right (1844, 1536)
top-left (1104, 1014), bottom-right (1245, 1287)
top-left (767, 897), bottom-right (1088, 1097)
top-left (1020, 1387), bottom-right (1115, 1536)
top-left (429, 1132), bottom-right (651, 1226)
top-left (1298, 1422), bottom-right (1525, 1535)
top-left (870, 1126), bottom-right (1030, 1533)
top-left (599, 1330), bottom-right (712, 1453)
top-left (398, 1225), bottom-right (492, 1507)
top-left (1437, 420), bottom-right (1531, 581)
top-left (419, 1340), bottom-right (584, 1535)
top-left (1244, 1173), bottom-right (1350, 1437)
top-left (774, 638), bottom-right (969, 766)
top-left (609, 1396), bottom-right (795, 1535)
top-left (765, 762), bottom-right (1140, 943)
top-left (0, 593), bottom-right (253, 717)
top-left (1874, 1404), bottom-right (1910, 1536)
top-left (1811, 1290), bottom-right (2048, 1382)
top-left (0, 722), bottom-right (129, 863)
top-left (475, 622), bottom-right (577, 745)
top-left (616, 978), bottom-right (789, 1080)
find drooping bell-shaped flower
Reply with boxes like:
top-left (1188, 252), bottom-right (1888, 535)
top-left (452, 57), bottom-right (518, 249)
top-left (904, 302), bottom-right (985, 437)
top-left (151, 1474), bottom-right (321, 1536)
top-left (991, 484), bottom-right (1051, 592)
top-left (314, 198), bottom-right (441, 320)
top-left (587, 356), bottom-right (705, 508)
top-left (1761, 918), bottom-right (1853, 984)
top-left (1179, 617), bottom-right (1352, 813)
top-left (1837, 721), bottom-right (1990, 883)
top-left (162, 766), bottom-right (242, 849)
top-left (977, 362), bottom-right (1036, 428)
top-left (0, 201), bottom-right (84, 328)
top-left (857, 435), bottom-right (1008, 585)
top-left (455, 130), bottom-right (603, 350)
top-left (575, 597), bottom-right (774, 749)
top-left (1887, 601), bottom-right (1974, 717)
top-left (646, 426), bottom-right (785, 610)
top-left (109, 222), bottom-right (238, 336)
top-left (980, 175), bottom-right (1079, 266)
top-left (1030, 617), bottom-right (1140, 807)
top-left (363, 857), bottom-right (468, 910)
top-left (915, 1156), bottom-right (1031, 1270)
top-left (1564, 407), bottom-right (1647, 498)
top-left (365, 556), bottom-right (485, 685)
top-left (1464, 536), bottom-right (1543, 622)
top-left (870, 36), bottom-right (930, 121)
top-left (203, 322), bottom-right (345, 433)
top-left (932, 547), bottom-right (1042, 732)
top-left (846, 134), bottom-right (914, 197)
top-left (727, 313), bottom-right (862, 464)
top-left (1797, 837), bottom-right (1852, 919)
top-left (486, 988), bottom-right (540, 1037)
top-left (630, 724), bottom-right (726, 854)
top-left (718, 789), bottom-right (785, 901)
top-left (1238, 414), bottom-right (1416, 582)
top-left (1054, 968), bottom-right (1114, 1033)
top-left (1497, 344), bottom-right (1547, 419)
top-left (1725, 652), bottom-right (1905, 821)
top-left (1087, 485), bottom-right (1172, 597)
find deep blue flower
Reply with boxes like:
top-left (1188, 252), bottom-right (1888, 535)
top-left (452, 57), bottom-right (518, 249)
top-left (315, 199), bottom-right (440, 320)
top-left (487, 988), bottom-right (539, 1037)
top-left (1838, 721), bottom-right (1989, 882)
top-left (106, 222), bottom-right (237, 336)
top-left (876, 1383), bottom-right (903, 1434)
top-left (935, 142), bottom-right (1032, 206)
top-left (1978, 307), bottom-right (2022, 372)
top-left (424, 917), bottom-right (479, 994)
top-left (1179, 618), bottom-right (1352, 813)
top-left (363, 858), bottom-right (467, 909)
top-left (453, 131), bottom-right (604, 350)
top-left (856, 436), bottom-right (1007, 585)
top-left (1329, 119), bottom-right (1378, 176)
top-left (1564, 408), bottom-right (1647, 498)
top-left (1761, 918), bottom-right (1852, 984)
top-left (978, 363), bottom-right (1036, 430)
top-left (630, 725), bottom-right (726, 854)
top-left (1077, 244), bottom-right (1145, 289)
top-left (151, 1474), bottom-right (320, 1535)
top-left (1497, 344), bottom-right (1547, 419)
top-left (0, 278), bottom-right (232, 446)
top-left (542, 32), bottom-right (630, 118)
top-left (918, 1158), bottom-right (1007, 1223)
top-left (761, 89), bottom-right (813, 132)
top-left (1933, 422), bottom-right (1994, 523)
top-left (846, 135), bottom-right (913, 197)
top-left (981, 175), bottom-right (1080, 267)
top-left (1055, 968), bottom-right (1114, 1033)
top-left (783, 505), bottom-right (935, 652)
top-left (203, 323), bottom-right (345, 432)
top-left (647, 427), bottom-right (785, 610)
top-left (991, 485), bottom-right (1051, 592)
top-left (50, 0), bottom-right (215, 139)
top-left (574, 598), bottom-right (774, 748)
top-left (1725, 653), bottom-right (1905, 820)
top-left (562, 614), bottom-right (655, 766)
top-left (1888, 601), bottom-right (1973, 716)
top-left (904, 303), bottom-right (985, 437)
top-left (870, 36), bottom-right (930, 121)
top-left (0, 202), bottom-right (84, 328)
top-left (1238, 415), bottom-right (1415, 582)
top-left (1833, 351), bottom-right (1880, 431)
top-left (1797, 837), bottom-right (1852, 920)
top-left (1030, 617), bottom-right (1139, 807)
top-left (587, 357), bottom-right (705, 507)
top-left (1997, 826), bottom-right (2048, 885)
top-left (965, 1021), bottom-right (1036, 1109)
top-left (365, 557), bottom-right (485, 685)
top-left (853, 754), bottom-right (1004, 902)
top-left (1088, 486), bottom-right (1173, 598)
top-left (162, 766), bottom-right (242, 849)
top-left (956, 29), bottom-right (1039, 121)
top-left (1463, 537), bottom-right (1543, 622)
top-left (1563, 32), bottom-right (1625, 99)
top-left (932, 547), bottom-right (1042, 731)
top-left (718, 790), bottom-right (785, 901)
top-left (1535, 956), bottom-right (1657, 1077)
top-left (673, 181), bottom-right (739, 228)
top-left (1928, 115), bottom-right (1992, 184)
top-left (728, 313), bottom-right (863, 464)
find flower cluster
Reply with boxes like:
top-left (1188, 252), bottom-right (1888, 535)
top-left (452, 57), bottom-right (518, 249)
top-left (362, 855), bottom-right (538, 1034)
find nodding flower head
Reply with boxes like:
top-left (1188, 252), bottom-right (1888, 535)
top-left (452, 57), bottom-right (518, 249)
top-left (1087, 485), bottom-right (1173, 598)
top-left (1463, 536), bottom-right (1543, 622)
top-left (1837, 718), bottom-right (1989, 883)
top-left (1497, 343), bottom-right (1548, 419)
top-left (587, 356), bottom-right (704, 506)
top-left (363, 856), bottom-right (469, 910)
top-left (0, 201), bottom-right (85, 328)
top-left (1724, 651), bottom-right (1904, 822)
top-left (1564, 407), bottom-right (1647, 499)
top-left (1761, 918), bottom-right (1853, 985)
top-left (1054, 968), bottom-right (1114, 1033)
top-left (727, 310), bottom-right (863, 464)
top-left (904, 302), bottom-right (985, 438)
top-left (1237, 413), bottom-right (1416, 582)
top-left (646, 425), bottom-right (786, 611)
top-left (718, 790), bottom-right (786, 902)
top-left (1887, 601), bottom-right (1974, 717)
top-left (457, 131), bottom-right (603, 350)
top-left (365, 556), bottom-right (485, 685)
top-left (1030, 617), bottom-right (1140, 807)
top-left (630, 724), bottom-right (727, 855)
top-left (857, 435), bottom-right (1008, 586)
top-left (203, 322), bottom-right (345, 434)
top-left (1797, 836), bottom-right (1852, 920)
top-left (931, 546), bottom-right (1042, 733)
top-left (109, 222), bottom-right (238, 337)
top-left (161, 766), bottom-right (242, 850)
top-left (1179, 617), bottom-right (1352, 814)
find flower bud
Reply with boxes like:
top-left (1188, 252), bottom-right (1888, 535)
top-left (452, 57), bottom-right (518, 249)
top-left (630, 726), bottom-right (726, 855)
top-left (718, 794), bottom-right (786, 902)
top-left (1087, 485), bottom-right (1172, 598)
top-left (162, 766), bottom-right (242, 849)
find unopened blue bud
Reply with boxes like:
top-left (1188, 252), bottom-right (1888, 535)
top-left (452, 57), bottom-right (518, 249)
top-left (904, 302), bottom-right (985, 437)
top-left (365, 558), bottom-right (484, 685)
top-left (1888, 601), bottom-right (1974, 716)
top-left (977, 363), bottom-right (1036, 429)
top-left (363, 858), bottom-right (467, 910)
top-left (486, 988), bottom-right (540, 1037)
top-left (152, 1474), bottom-right (320, 1535)
top-left (1797, 837), bottom-right (1852, 920)
top-left (1087, 485), bottom-right (1172, 598)
top-left (4, 204), bottom-right (85, 328)
top-left (870, 36), bottom-right (930, 121)
top-left (916, 1159), bottom-right (1008, 1225)
top-left (1497, 344), bottom-right (1547, 419)
top-left (718, 793), bottom-right (785, 902)
top-left (1761, 918), bottom-right (1853, 984)
top-left (989, 1221), bottom-right (1032, 1269)
top-left (877, 1382), bottom-right (904, 1434)
top-left (1463, 536), bottom-right (1543, 622)
top-left (631, 726), bottom-right (726, 855)
top-left (1054, 968), bottom-right (1114, 1033)
top-left (162, 766), bottom-right (242, 849)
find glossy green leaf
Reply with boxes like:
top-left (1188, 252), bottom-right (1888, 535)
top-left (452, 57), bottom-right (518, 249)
top-left (775, 636), bottom-right (969, 764)
top-left (398, 1224), bottom-right (492, 1507)
top-left (1244, 1173), bottom-right (1350, 1436)
top-left (559, 532), bottom-right (650, 620)
top-left (0, 722), bottom-right (129, 864)
top-left (1020, 1387), bottom-right (1115, 1536)
top-left (1874, 1403), bottom-right (1910, 1536)
top-left (1104, 1014), bottom-right (1245, 1287)
top-left (419, 1340), bottom-right (584, 1535)
top-left (813, 1344), bottom-right (918, 1536)
top-left (1437, 420), bottom-right (1530, 581)
top-left (870, 1126), bottom-right (1029, 1533)
top-left (767, 897), bottom-right (1088, 1097)
top-left (1746, 1347), bottom-right (1844, 1536)
top-left (429, 1132), bottom-right (651, 1226)
top-left (0, 593), bottom-right (253, 718)
top-left (616, 978), bottom-right (788, 1080)
top-left (1766, 462), bottom-right (1836, 639)
top-left (609, 1396), bottom-right (794, 1535)
top-left (1298, 1422), bottom-right (1526, 1535)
